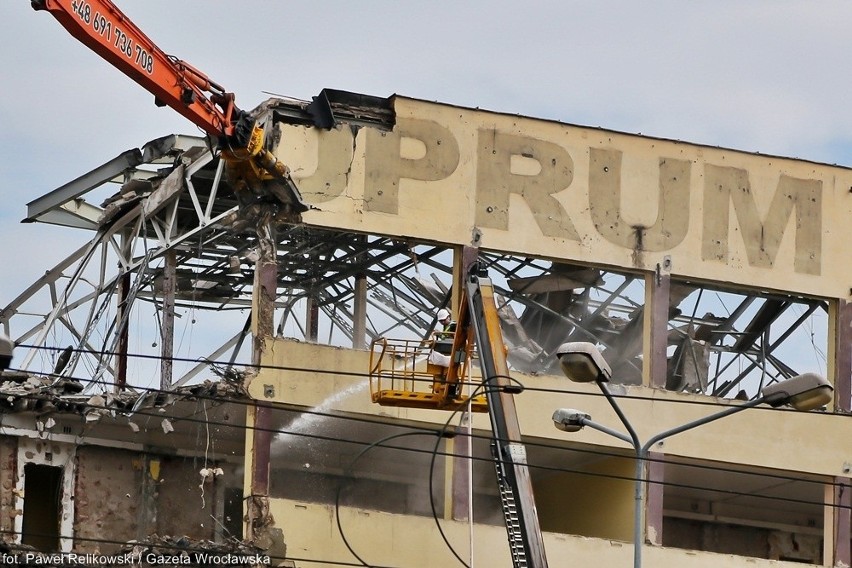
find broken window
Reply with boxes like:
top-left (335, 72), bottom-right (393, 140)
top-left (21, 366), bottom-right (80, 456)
top-left (662, 457), bottom-right (826, 562)
top-left (222, 487), bottom-right (244, 540)
top-left (665, 282), bottom-right (827, 400)
top-left (527, 440), bottom-right (635, 541)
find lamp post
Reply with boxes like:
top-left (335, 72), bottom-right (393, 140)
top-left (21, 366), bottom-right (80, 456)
top-left (552, 341), bottom-right (833, 568)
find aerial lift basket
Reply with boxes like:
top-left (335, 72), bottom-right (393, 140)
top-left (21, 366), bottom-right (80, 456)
top-left (368, 336), bottom-right (487, 412)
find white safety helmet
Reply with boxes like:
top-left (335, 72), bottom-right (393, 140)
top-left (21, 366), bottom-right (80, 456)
top-left (436, 308), bottom-right (451, 322)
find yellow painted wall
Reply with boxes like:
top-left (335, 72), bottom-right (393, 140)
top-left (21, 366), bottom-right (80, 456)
top-left (247, 339), bottom-right (850, 565)
top-left (269, 498), bottom-right (824, 568)
top-left (252, 339), bottom-right (851, 481)
top-left (275, 96), bottom-right (852, 299)
top-left (536, 456), bottom-right (635, 541)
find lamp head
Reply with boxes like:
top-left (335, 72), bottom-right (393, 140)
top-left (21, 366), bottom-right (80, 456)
top-left (760, 372), bottom-right (833, 411)
top-left (555, 342), bottom-right (612, 383)
top-left (0, 334), bottom-right (13, 372)
top-left (552, 408), bottom-right (591, 433)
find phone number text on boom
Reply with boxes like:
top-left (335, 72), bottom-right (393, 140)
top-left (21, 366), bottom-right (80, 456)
top-left (70, 1), bottom-right (155, 75)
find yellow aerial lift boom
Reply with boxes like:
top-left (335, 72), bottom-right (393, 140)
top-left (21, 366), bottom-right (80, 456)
top-left (370, 253), bottom-right (548, 568)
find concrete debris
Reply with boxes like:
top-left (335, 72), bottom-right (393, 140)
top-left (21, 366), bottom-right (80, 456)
top-left (119, 534), bottom-right (280, 568)
top-left (160, 418), bottom-right (174, 434)
top-left (84, 411), bottom-right (102, 423)
top-left (0, 372), bottom-right (247, 417)
top-left (99, 178), bottom-right (155, 227)
top-left (87, 394), bottom-right (106, 407)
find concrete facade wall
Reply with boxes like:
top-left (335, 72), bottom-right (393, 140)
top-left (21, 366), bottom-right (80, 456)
top-left (269, 497), bottom-right (824, 568)
top-left (253, 340), bottom-right (852, 479)
top-left (276, 96), bottom-right (852, 299)
top-left (155, 456), bottom-right (217, 539)
top-left (249, 339), bottom-right (849, 565)
top-left (255, 95), bottom-right (852, 564)
top-left (0, 439), bottom-right (238, 553)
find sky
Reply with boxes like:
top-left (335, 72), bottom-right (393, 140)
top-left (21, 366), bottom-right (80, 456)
top-left (2, 1), bottom-right (852, 345)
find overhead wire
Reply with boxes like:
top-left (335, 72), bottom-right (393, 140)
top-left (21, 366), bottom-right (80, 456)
top-left (5, 351), bottom-right (849, 504)
top-left (5, 353), bottom-right (846, 499)
top-left (424, 376), bottom-right (531, 568)
top-left (2, 374), bottom-right (850, 568)
top-left (335, 430), bottom-right (443, 567)
top-left (2, 379), bottom-right (843, 516)
top-left (1, 347), bottom-right (849, 541)
top-left (13, 341), bottom-right (844, 415)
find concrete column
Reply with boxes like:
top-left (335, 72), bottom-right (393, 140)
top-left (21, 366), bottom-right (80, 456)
top-left (160, 249), bottom-right (176, 390)
top-left (116, 271), bottom-right (130, 391)
top-left (116, 230), bottom-right (133, 391)
top-left (830, 476), bottom-right (851, 567)
top-left (353, 274), bottom-right (367, 349)
top-left (352, 235), bottom-right (367, 349)
top-left (248, 212), bottom-right (277, 540)
top-left (645, 259), bottom-right (671, 389)
top-left (832, 299), bottom-right (852, 413)
top-left (306, 296), bottom-right (319, 342)
top-left (645, 452), bottom-right (665, 545)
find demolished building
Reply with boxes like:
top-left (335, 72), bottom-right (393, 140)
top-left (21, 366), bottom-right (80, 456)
top-left (2, 90), bottom-right (851, 566)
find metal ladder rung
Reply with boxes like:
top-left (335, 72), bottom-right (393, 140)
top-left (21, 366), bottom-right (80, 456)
top-left (495, 460), bottom-right (528, 567)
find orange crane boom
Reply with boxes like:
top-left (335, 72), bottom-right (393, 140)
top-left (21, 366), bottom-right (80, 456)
top-left (32, 0), bottom-right (307, 212)
top-left (33, 0), bottom-right (237, 139)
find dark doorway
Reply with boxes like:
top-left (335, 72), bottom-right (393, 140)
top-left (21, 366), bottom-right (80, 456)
top-left (21, 463), bottom-right (63, 552)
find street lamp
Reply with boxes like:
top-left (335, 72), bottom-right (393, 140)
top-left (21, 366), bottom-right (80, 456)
top-left (0, 334), bottom-right (12, 371)
top-left (552, 341), bottom-right (833, 568)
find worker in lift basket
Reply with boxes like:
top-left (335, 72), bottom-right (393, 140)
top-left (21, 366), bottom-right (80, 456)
top-left (428, 308), bottom-right (456, 367)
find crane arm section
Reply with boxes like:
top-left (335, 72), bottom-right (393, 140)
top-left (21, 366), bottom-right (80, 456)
top-left (32, 0), bottom-right (308, 213)
top-left (33, 0), bottom-right (238, 140)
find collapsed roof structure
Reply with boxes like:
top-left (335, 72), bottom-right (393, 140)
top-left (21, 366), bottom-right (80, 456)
top-left (1, 90), bottom-right (835, 403)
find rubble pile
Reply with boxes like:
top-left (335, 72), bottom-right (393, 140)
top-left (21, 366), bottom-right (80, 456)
top-left (0, 371), bottom-right (247, 417)
top-left (119, 534), bottom-right (288, 567)
top-left (0, 372), bottom-right (86, 412)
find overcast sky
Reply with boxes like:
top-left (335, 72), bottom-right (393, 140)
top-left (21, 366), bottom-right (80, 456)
top-left (3, 1), bottom-right (852, 305)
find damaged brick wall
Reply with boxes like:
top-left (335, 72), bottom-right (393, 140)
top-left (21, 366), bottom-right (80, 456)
top-left (155, 456), bottom-right (216, 540)
top-left (75, 447), bottom-right (231, 551)
top-left (663, 518), bottom-right (822, 563)
top-left (73, 445), bottom-right (141, 553)
top-left (0, 436), bottom-right (17, 539)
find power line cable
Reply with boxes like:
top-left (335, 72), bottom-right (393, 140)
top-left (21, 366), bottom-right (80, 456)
top-left (335, 430), bottom-right (443, 568)
top-left (2, 383), bottom-right (849, 568)
top-left (13, 342), bottom-right (846, 417)
top-left (4, 361), bottom-right (847, 505)
top-left (3, 357), bottom-right (848, 517)
top-left (8, 357), bottom-right (847, 498)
